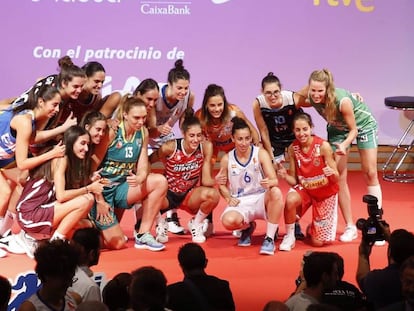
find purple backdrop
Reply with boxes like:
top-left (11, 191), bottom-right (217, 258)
top-left (1, 0), bottom-right (413, 144)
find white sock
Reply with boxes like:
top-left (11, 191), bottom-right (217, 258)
top-left (367, 185), bottom-right (382, 209)
top-left (266, 222), bottom-right (279, 240)
top-left (166, 209), bottom-right (174, 219)
top-left (0, 211), bottom-right (15, 236)
top-left (50, 231), bottom-right (66, 241)
top-left (155, 212), bottom-right (162, 225)
top-left (285, 223), bottom-right (295, 238)
top-left (194, 210), bottom-right (208, 225)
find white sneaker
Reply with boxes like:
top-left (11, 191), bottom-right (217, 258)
top-left (339, 225), bottom-right (358, 242)
top-left (0, 248), bottom-right (6, 258)
top-left (232, 230), bottom-right (242, 238)
top-left (202, 219), bottom-right (214, 238)
top-left (166, 213), bottom-right (185, 234)
top-left (188, 219), bottom-right (206, 243)
top-left (15, 231), bottom-right (38, 259)
top-left (156, 218), bottom-right (169, 243)
top-left (279, 234), bottom-right (296, 251)
top-left (0, 234), bottom-right (26, 254)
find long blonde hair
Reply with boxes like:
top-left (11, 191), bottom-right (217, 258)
top-left (309, 69), bottom-right (337, 123)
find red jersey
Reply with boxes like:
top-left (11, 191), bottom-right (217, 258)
top-left (195, 104), bottom-right (238, 156)
top-left (164, 138), bottom-right (204, 194)
top-left (292, 135), bottom-right (338, 202)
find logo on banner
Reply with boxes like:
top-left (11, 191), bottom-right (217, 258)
top-left (140, 0), bottom-right (191, 15)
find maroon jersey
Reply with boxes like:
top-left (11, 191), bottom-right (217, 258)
top-left (292, 135), bottom-right (338, 202)
top-left (16, 177), bottom-right (56, 236)
top-left (164, 138), bottom-right (204, 194)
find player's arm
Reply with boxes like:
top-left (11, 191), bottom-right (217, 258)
top-left (320, 141), bottom-right (339, 182)
top-left (200, 140), bottom-right (215, 187)
top-left (294, 85), bottom-right (312, 107)
top-left (258, 147), bottom-right (278, 189)
top-left (277, 146), bottom-right (298, 186)
top-left (252, 99), bottom-right (272, 159)
top-left (135, 127), bottom-right (150, 184)
top-left (149, 139), bottom-right (175, 164)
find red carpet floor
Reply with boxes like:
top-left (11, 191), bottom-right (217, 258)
top-left (1, 171), bottom-right (413, 310)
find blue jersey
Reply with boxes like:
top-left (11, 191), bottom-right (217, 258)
top-left (0, 106), bottom-right (35, 164)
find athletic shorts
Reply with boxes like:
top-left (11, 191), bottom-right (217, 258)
top-left (271, 141), bottom-right (291, 160)
top-left (0, 157), bottom-right (16, 169)
top-left (220, 192), bottom-right (267, 224)
top-left (328, 126), bottom-right (378, 151)
top-left (292, 185), bottom-right (338, 242)
top-left (89, 181), bottom-right (132, 230)
top-left (17, 202), bottom-right (55, 238)
top-left (273, 153), bottom-right (286, 164)
top-left (163, 189), bottom-right (195, 214)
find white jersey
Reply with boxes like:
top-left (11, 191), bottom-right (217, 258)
top-left (148, 84), bottom-right (191, 149)
top-left (227, 146), bottom-right (265, 198)
top-left (26, 291), bottom-right (77, 311)
top-left (68, 266), bottom-right (102, 302)
top-left (256, 90), bottom-right (295, 109)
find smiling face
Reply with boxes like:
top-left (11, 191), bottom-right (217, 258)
top-left (38, 93), bottom-right (61, 119)
top-left (85, 119), bottom-right (106, 145)
top-left (309, 80), bottom-right (327, 104)
top-left (84, 71), bottom-right (105, 95)
top-left (72, 133), bottom-right (90, 159)
top-left (62, 76), bottom-right (86, 100)
top-left (232, 127), bottom-right (252, 154)
top-left (262, 82), bottom-right (282, 108)
top-left (169, 79), bottom-right (189, 101)
top-left (183, 124), bottom-right (202, 153)
top-left (293, 118), bottom-right (312, 145)
top-left (206, 95), bottom-right (225, 119)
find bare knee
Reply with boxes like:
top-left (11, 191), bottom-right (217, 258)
top-left (104, 235), bottom-right (126, 250)
top-left (285, 192), bottom-right (301, 209)
top-left (221, 212), bottom-right (243, 230)
top-left (0, 184), bottom-right (12, 199)
top-left (79, 194), bottom-right (95, 214)
top-left (203, 188), bottom-right (220, 207)
top-left (364, 168), bottom-right (379, 184)
top-left (149, 174), bottom-right (168, 192)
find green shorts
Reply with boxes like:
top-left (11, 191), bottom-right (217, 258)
top-left (327, 126), bottom-right (378, 151)
top-left (89, 182), bottom-right (132, 230)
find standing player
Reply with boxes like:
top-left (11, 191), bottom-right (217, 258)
top-left (253, 72), bottom-right (306, 239)
top-left (297, 69), bottom-right (381, 243)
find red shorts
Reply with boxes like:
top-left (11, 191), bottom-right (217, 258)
top-left (293, 184), bottom-right (338, 242)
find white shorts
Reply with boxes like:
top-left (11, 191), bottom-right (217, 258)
top-left (220, 192), bottom-right (267, 224)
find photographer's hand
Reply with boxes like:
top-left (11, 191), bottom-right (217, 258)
top-left (379, 221), bottom-right (391, 242)
top-left (356, 239), bottom-right (373, 290)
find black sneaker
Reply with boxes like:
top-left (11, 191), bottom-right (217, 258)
top-left (274, 227), bottom-right (279, 240)
top-left (166, 212), bottom-right (185, 235)
top-left (295, 222), bottom-right (305, 240)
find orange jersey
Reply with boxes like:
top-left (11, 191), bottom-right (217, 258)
top-left (195, 104), bottom-right (238, 157)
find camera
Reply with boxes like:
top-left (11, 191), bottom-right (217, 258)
top-left (356, 194), bottom-right (386, 244)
